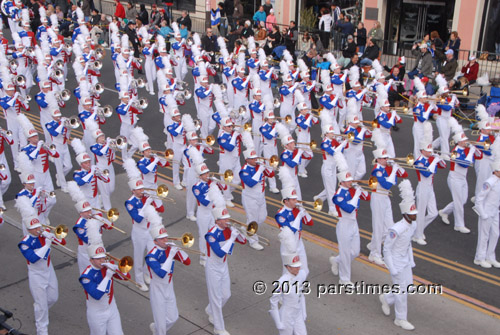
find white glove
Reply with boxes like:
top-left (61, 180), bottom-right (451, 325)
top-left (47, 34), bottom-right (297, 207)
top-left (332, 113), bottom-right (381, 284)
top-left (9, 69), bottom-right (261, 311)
top-left (90, 165), bottom-right (96, 175)
top-left (41, 231), bottom-right (55, 241)
top-left (230, 227), bottom-right (240, 240)
top-left (13, 92), bottom-right (19, 100)
top-left (36, 140), bottom-right (44, 148)
top-left (34, 241), bottom-right (51, 259)
top-left (103, 262), bottom-right (119, 273)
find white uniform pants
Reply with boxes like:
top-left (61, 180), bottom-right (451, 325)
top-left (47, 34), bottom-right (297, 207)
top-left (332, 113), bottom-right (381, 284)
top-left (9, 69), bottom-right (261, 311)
top-left (86, 298), bottom-right (123, 335)
top-left (77, 244), bottom-right (91, 274)
top-left (321, 163), bottom-right (336, 212)
top-left (29, 265), bottom-right (58, 335)
top-left (475, 214), bottom-right (499, 262)
top-left (432, 115), bottom-right (450, 156)
top-left (475, 157), bottom-right (493, 197)
top-left (333, 217), bottom-right (360, 282)
top-left (98, 165), bottom-right (115, 211)
top-left (384, 263), bottom-right (413, 321)
top-left (185, 167), bottom-right (197, 217)
top-left (196, 206), bottom-right (214, 263)
top-left (35, 171), bottom-right (54, 192)
top-left (145, 59), bottom-right (156, 93)
top-left (174, 58), bottom-right (188, 81)
top-left (442, 172), bottom-right (467, 228)
top-left (262, 142), bottom-right (278, 189)
top-left (171, 143), bottom-right (185, 186)
top-left (205, 259), bottom-right (231, 332)
top-left (241, 191), bottom-right (267, 244)
top-left (414, 181), bottom-right (437, 240)
top-left (0, 153), bottom-right (11, 207)
top-left (278, 308), bottom-right (307, 335)
top-left (412, 122), bottom-right (425, 159)
top-left (6, 116), bottom-right (27, 169)
top-left (344, 146), bottom-right (366, 180)
top-left (219, 157), bottom-right (241, 201)
top-left (150, 280), bottom-right (179, 335)
top-left (369, 193), bottom-right (393, 258)
top-left (131, 224), bottom-right (154, 285)
top-left (53, 145), bottom-right (72, 189)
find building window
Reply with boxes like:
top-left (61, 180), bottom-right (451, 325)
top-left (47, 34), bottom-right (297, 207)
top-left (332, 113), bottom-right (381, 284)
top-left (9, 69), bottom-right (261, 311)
top-left (479, 0), bottom-right (500, 52)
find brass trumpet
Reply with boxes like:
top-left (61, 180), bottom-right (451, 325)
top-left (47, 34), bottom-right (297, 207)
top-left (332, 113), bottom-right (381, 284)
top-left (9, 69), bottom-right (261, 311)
top-left (297, 199), bottom-right (323, 211)
top-left (93, 208), bottom-right (119, 222)
top-left (256, 155), bottom-right (279, 168)
top-left (228, 219), bottom-right (270, 246)
top-left (275, 115), bottom-right (292, 124)
top-left (91, 215), bottom-right (126, 234)
top-left (209, 169), bottom-right (234, 183)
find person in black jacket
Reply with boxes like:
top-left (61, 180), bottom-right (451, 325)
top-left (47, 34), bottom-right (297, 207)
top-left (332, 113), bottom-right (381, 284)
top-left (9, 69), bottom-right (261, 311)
top-left (283, 21), bottom-right (298, 55)
top-left (201, 28), bottom-right (221, 83)
top-left (360, 37), bottom-right (379, 66)
top-left (224, 0), bottom-right (234, 30)
top-left (355, 22), bottom-right (367, 53)
top-left (241, 20), bottom-right (254, 39)
top-left (125, 21), bottom-right (141, 62)
top-left (342, 35), bottom-right (357, 59)
top-left (177, 11), bottom-right (192, 32)
top-left (137, 4), bottom-right (148, 25)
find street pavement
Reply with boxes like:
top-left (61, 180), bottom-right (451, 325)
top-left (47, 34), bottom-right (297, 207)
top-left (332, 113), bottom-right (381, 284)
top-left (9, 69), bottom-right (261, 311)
top-left (0, 38), bottom-right (499, 333)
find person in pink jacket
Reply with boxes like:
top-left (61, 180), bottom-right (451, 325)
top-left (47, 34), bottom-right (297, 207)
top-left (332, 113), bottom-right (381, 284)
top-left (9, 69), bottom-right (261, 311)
top-left (266, 9), bottom-right (277, 32)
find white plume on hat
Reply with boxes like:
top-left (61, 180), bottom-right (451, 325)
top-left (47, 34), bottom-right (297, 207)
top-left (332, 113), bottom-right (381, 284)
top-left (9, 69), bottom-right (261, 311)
top-left (258, 48), bottom-right (267, 64)
top-left (325, 53), bottom-right (337, 70)
top-left (208, 182), bottom-right (225, 208)
top-left (278, 166), bottom-right (295, 190)
top-left (278, 226), bottom-right (297, 254)
top-left (191, 43), bottom-right (201, 60)
top-left (79, 25), bottom-right (90, 39)
top-left (283, 50), bottom-right (293, 63)
top-left (129, 127), bottom-right (149, 149)
top-left (111, 31), bottom-right (121, 49)
top-left (375, 81), bottom-right (388, 103)
top-left (214, 99), bottom-right (229, 119)
top-left (294, 89), bottom-right (305, 105)
top-left (475, 104), bottom-right (489, 121)
top-left (371, 128), bottom-right (387, 150)
top-left (321, 69), bottom-right (331, 90)
top-left (72, 57), bottom-right (84, 79)
top-left (50, 13), bottom-right (58, 29)
top-left (241, 130), bottom-right (254, 151)
top-left (372, 59), bottom-right (383, 74)
top-left (21, 8), bottom-right (29, 25)
top-left (448, 117), bottom-right (463, 135)
top-left (123, 157), bottom-right (142, 181)
top-left (17, 113), bottom-right (35, 138)
top-left (48, 27), bottom-right (58, 44)
top-left (346, 98), bottom-right (358, 120)
top-left (138, 26), bottom-right (148, 40)
top-left (279, 59), bottom-right (290, 76)
top-left (0, 60), bottom-right (12, 86)
top-left (334, 151), bottom-right (349, 173)
top-left (237, 51), bottom-right (245, 70)
top-left (143, 204), bottom-right (163, 228)
top-left (477, 72), bottom-right (490, 86)
top-left (349, 65), bottom-right (360, 84)
top-left (86, 218), bottom-right (104, 245)
top-left (275, 122), bottom-right (291, 144)
top-left (71, 138), bottom-right (87, 156)
top-left (421, 121), bottom-right (433, 147)
top-left (17, 150), bottom-right (33, 178)
top-left (118, 73), bottom-right (129, 93)
top-left (193, 33), bottom-right (202, 47)
top-left (413, 77), bottom-right (425, 93)
top-left (398, 179), bottom-right (417, 215)
top-left (297, 59), bottom-right (308, 75)
top-left (182, 114), bottom-right (196, 133)
top-left (84, 117), bottom-right (99, 138)
top-left (121, 34), bottom-right (130, 51)
top-left (35, 46), bottom-right (48, 82)
top-left (76, 7), bottom-right (84, 23)
top-left (319, 108), bottom-right (333, 134)
top-left (15, 195), bottom-right (38, 226)
top-left (251, 74), bottom-right (261, 91)
top-left (435, 74), bottom-right (448, 94)
top-left (262, 94), bottom-right (274, 112)
top-left (67, 180), bottom-right (86, 204)
top-left (247, 36), bottom-right (256, 51)
top-left (218, 36), bottom-right (230, 61)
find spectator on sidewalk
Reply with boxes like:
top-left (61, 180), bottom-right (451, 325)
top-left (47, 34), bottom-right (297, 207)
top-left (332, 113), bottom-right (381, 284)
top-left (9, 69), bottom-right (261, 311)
top-left (298, 32), bottom-right (313, 54)
top-left (255, 21), bottom-right (268, 47)
top-left (242, 20), bottom-right (254, 39)
top-left (224, 0), bottom-right (234, 30)
top-left (263, 0), bottom-right (273, 15)
top-left (234, 0), bottom-right (243, 25)
top-left (430, 30), bottom-right (444, 52)
top-left (438, 49), bottom-right (458, 81)
top-left (266, 8), bottom-right (276, 32)
top-left (360, 37), bottom-right (379, 66)
top-left (368, 21), bottom-right (383, 48)
top-left (177, 10), bottom-right (192, 32)
top-left (159, 20), bottom-right (174, 39)
top-left (311, 34), bottom-right (325, 55)
top-left (336, 15), bottom-right (354, 48)
top-left (137, 4), bottom-right (148, 25)
top-left (114, 0), bottom-right (126, 20)
top-left (318, 7), bottom-right (332, 49)
top-left (264, 24), bottom-right (281, 55)
top-left (126, 2), bottom-right (138, 22)
top-left (460, 55), bottom-right (479, 84)
top-left (150, 4), bottom-right (161, 28)
top-left (355, 21), bottom-right (366, 53)
top-left (342, 35), bottom-right (356, 61)
top-left (283, 21), bottom-right (298, 56)
top-left (82, 0), bottom-right (91, 21)
top-left (253, 6), bottom-right (266, 27)
top-left (408, 42), bottom-right (434, 79)
top-left (444, 31), bottom-right (461, 60)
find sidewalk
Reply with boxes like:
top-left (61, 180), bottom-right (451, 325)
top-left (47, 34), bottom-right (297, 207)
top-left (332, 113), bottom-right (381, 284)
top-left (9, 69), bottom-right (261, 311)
top-left (0, 172), bottom-right (498, 334)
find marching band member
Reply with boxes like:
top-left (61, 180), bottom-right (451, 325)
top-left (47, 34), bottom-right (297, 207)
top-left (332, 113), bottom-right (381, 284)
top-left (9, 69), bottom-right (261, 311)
top-left (473, 111), bottom-right (496, 202)
top-left (412, 132), bottom-right (447, 245)
top-left (232, 61), bottom-right (250, 122)
top-left (205, 205), bottom-right (247, 335)
top-left (4, 0), bottom-right (22, 34)
top-left (195, 75), bottom-right (216, 138)
top-left (79, 244), bottom-right (130, 334)
top-left (379, 180), bottom-right (417, 331)
top-left (368, 138), bottom-right (408, 265)
top-left (276, 167), bottom-right (314, 277)
top-left (248, 82), bottom-right (265, 155)
top-left (295, 101), bottom-right (318, 178)
top-left (218, 38), bottom-right (235, 107)
top-left (411, 86), bottom-right (436, 159)
top-left (344, 103), bottom-right (372, 180)
top-left (45, 109), bottom-right (73, 192)
top-left (18, 114), bottom-right (59, 192)
top-left (217, 117), bottom-right (242, 207)
top-left (433, 75), bottom-right (458, 159)
top-left (123, 159), bottom-right (157, 292)
top-left (269, 252), bottom-right (307, 335)
top-left (239, 132), bottom-right (275, 250)
top-left (327, 54), bottom-right (348, 129)
top-left (141, 34), bottom-right (157, 96)
top-left (374, 97), bottom-right (401, 158)
top-left (35, 78), bottom-right (63, 143)
top-left (0, 81), bottom-right (29, 171)
top-left (11, 35), bottom-right (33, 99)
top-left (134, 130), bottom-right (169, 213)
top-left (260, 108), bottom-right (280, 194)
top-left (319, 83), bottom-right (340, 133)
top-left (18, 209), bottom-right (64, 335)
top-left (276, 124), bottom-right (305, 201)
top-left (171, 22), bottom-right (188, 81)
top-left (279, 71), bottom-right (299, 131)
top-left (146, 219), bottom-right (191, 334)
top-left (67, 181), bottom-right (106, 273)
top-left (345, 67), bottom-right (370, 121)
top-left (166, 109), bottom-right (187, 190)
top-left (258, 49), bottom-right (278, 101)
top-left (116, 78), bottom-right (142, 152)
top-left (90, 128), bottom-right (116, 211)
top-left (79, 95), bottom-right (105, 155)
top-left (184, 129), bottom-right (214, 221)
top-left (0, 126), bottom-right (13, 209)
top-left (158, 76), bottom-right (177, 136)
top-left (331, 168), bottom-right (370, 284)
top-left (473, 158), bottom-right (500, 268)
top-left (72, 138), bottom-right (110, 209)
top-left (439, 130), bottom-right (482, 234)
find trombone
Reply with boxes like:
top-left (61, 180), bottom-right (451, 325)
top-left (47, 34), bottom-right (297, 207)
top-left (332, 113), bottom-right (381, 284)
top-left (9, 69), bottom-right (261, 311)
top-left (361, 119), bottom-right (379, 130)
top-left (234, 122), bottom-right (252, 132)
top-left (296, 140), bottom-right (322, 153)
top-left (228, 219), bottom-right (270, 246)
top-left (338, 132), bottom-right (373, 147)
top-left (209, 169), bottom-right (234, 183)
top-left (388, 153), bottom-right (426, 171)
top-left (449, 139), bottom-right (491, 151)
top-left (104, 253), bottom-right (142, 287)
top-left (351, 176), bottom-right (391, 196)
top-left (297, 199), bottom-right (323, 211)
top-left (42, 224), bottom-right (75, 254)
top-left (90, 215), bottom-right (126, 234)
top-left (275, 115), bottom-right (292, 124)
top-left (92, 208), bottom-right (119, 222)
top-left (143, 184), bottom-right (176, 203)
top-left (450, 87), bottom-right (469, 96)
top-left (93, 83), bottom-right (104, 95)
top-left (166, 232), bottom-right (206, 255)
top-left (199, 135), bottom-right (216, 146)
top-left (151, 148), bottom-right (181, 163)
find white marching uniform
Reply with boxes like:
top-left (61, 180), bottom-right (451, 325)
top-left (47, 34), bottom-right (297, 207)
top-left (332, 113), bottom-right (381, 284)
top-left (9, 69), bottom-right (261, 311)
top-left (383, 218), bottom-right (416, 322)
top-left (217, 130), bottom-right (242, 201)
top-left (142, 44), bottom-right (157, 94)
top-left (279, 83), bottom-right (299, 130)
top-left (412, 103), bottom-right (435, 159)
top-left (0, 93), bottom-right (28, 169)
top-left (474, 134), bottom-right (495, 197)
top-left (432, 97), bottom-right (457, 157)
top-left (474, 174), bottom-right (500, 263)
top-left (320, 137), bottom-right (347, 212)
top-left (45, 118), bottom-right (72, 190)
top-left (343, 126), bottom-right (369, 180)
top-left (260, 122), bottom-right (279, 190)
top-left (91, 142), bottom-right (116, 211)
top-left (0, 133), bottom-right (13, 207)
top-left (171, 39), bottom-right (188, 81)
top-left (269, 269), bottom-right (308, 335)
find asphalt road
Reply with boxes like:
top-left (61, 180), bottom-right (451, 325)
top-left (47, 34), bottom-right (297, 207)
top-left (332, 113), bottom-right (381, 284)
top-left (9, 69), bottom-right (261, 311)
top-left (1, 39), bottom-right (499, 315)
